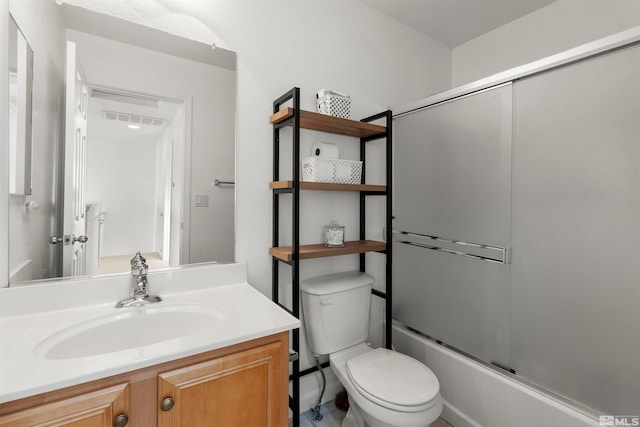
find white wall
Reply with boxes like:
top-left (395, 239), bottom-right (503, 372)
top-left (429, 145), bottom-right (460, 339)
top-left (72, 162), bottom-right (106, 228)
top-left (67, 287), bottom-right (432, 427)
top-left (154, 125), bottom-right (174, 259)
top-left (452, 0), bottom-right (640, 86)
top-left (7, 1), bottom-right (65, 282)
top-left (209, 0), bottom-right (450, 301)
top-left (60, 0), bottom-right (452, 412)
top-left (86, 137), bottom-right (157, 256)
top-left (64, 0), bottom-right (452, 288)
top-left (173, 0), bottom-right (450, 409)
top-left (169, 109), bottom-right (184, 266)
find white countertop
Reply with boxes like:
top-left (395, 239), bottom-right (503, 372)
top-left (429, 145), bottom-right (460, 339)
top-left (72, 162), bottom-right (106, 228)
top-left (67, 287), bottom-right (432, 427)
top-left (0, 263), bottom-right (299, 404)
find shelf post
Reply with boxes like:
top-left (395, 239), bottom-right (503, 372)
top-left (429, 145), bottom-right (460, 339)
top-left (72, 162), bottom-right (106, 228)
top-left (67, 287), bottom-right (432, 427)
top-left (271, 87), bottom-right (301, 427)
top-left (384, 110), bottom-right (393, 350)
top-left (291, 88), bottom-right (301, 425)
top-left (360, 110), bottom-right (393, 350)
top-left (359, 137), bottom-right (366, 273)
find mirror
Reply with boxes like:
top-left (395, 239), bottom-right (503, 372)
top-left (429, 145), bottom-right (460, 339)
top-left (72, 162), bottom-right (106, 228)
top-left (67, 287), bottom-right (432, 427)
top-left (7, 3), bottom-right (236, 285)
top-left (8, 14), bottom-right (33, 196)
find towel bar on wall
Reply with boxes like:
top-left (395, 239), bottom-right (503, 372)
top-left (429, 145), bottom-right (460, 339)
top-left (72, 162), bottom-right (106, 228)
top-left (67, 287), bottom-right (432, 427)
top-left (393, 230), bottom-right (509, 264)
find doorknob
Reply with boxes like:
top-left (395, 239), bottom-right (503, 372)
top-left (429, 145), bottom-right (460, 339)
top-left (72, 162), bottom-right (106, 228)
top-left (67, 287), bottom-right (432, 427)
top-left (48, 235), bottom-right (88, 245)
top-left (73, 235), bottom-right (89, 243)
top-left (48, 236), bottom-right (67, 245)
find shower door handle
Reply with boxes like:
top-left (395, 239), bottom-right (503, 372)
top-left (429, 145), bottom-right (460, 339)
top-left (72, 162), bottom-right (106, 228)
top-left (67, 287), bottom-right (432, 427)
top-left (393, 230), bottom-right (509, 264)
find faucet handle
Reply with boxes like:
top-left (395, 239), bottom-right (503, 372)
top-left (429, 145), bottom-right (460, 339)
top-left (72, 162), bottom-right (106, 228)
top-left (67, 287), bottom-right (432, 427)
top-left (130, 252), bottom-right (148, 275)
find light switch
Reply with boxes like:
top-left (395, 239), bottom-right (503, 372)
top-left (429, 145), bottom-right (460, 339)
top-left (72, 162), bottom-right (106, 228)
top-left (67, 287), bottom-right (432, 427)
top-left (194, 194), bottom-right (209, 207)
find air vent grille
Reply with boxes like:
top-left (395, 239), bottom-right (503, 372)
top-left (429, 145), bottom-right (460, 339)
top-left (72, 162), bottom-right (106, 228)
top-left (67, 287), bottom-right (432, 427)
top-left (102, 110), bottom-right (165, 127)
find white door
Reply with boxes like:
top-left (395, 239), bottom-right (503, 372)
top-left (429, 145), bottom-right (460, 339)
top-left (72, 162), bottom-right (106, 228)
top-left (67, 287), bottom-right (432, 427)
top-left (62, 41), bottom-right (88, 276)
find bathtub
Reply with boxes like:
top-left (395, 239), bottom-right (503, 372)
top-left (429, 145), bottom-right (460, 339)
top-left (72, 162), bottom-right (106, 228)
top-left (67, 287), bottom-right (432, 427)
top-left (392, 323), bottom-right (600, 427)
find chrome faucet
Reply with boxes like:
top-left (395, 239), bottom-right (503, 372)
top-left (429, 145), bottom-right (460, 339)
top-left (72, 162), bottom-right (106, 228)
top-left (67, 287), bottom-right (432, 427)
top-left (115, 252), bottom-right (162, 308)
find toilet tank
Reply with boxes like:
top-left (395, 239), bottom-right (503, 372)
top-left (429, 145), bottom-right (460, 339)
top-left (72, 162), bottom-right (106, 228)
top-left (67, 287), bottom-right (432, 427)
top-left (300, 271), bottom-right (374, 355)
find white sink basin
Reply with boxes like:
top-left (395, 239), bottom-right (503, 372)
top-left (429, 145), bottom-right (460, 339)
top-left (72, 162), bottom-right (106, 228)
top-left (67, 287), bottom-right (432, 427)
top-left (34, 304), bottom-right (226, 360)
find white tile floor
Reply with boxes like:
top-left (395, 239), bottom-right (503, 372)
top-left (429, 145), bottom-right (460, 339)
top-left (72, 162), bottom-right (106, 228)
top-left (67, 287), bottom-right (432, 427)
top-left (293, 400), bottom-right (453, 427)
top-left (297, 401), bottom-right (346, 427)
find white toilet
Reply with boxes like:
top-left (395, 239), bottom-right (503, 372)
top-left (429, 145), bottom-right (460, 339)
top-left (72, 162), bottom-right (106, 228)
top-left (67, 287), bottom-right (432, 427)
top-left (301, 271), bottom-right (442, 427)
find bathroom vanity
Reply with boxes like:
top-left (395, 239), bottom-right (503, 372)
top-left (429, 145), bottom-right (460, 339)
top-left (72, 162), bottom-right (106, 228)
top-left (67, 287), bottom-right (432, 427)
top-left (0, 332), bottom-right (287, 426)
top-left (0, 263), bottom-right (299, 426)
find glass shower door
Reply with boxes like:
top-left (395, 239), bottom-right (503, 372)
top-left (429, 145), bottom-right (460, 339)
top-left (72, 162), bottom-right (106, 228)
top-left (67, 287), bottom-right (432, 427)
top-left (393, 84), bottom-right (513, 367)
top-left (510, 45), bottom-right (640, 415)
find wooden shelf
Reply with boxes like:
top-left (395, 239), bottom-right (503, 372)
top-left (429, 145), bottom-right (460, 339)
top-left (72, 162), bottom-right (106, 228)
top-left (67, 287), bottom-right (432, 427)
top-left (270, 240), bottom-right (386, 262)
top-left (270, 108), bottom-right (386, 139)
top-left (270, 181), bottom-right (386, 193)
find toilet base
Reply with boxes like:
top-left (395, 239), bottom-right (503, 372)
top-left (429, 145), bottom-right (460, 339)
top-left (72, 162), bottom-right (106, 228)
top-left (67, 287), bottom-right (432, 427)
top-left (342, 395), bottom-right (440, 427)
top-left (331, 344), bottom-right (442, 427)
top-left (342, 402), bottom-right (365, 427)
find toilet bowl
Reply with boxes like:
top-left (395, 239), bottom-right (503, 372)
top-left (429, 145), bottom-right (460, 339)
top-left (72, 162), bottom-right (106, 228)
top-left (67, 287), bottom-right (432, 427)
top-left (330, 343), bottom-right (442, 427)
top-left (300, 271), bottom-right (443, 427)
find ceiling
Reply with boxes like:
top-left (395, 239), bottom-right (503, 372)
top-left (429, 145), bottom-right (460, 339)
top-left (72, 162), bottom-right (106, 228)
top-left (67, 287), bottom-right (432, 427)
top-left (359, 0), bottom-right (556, 48)
top-left (88, 90), bottom-right (182, 144)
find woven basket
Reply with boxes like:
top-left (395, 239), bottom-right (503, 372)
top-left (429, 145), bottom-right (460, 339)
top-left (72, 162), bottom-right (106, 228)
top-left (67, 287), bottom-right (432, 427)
top-left (316, 89), bottom-right (351, 119)
top-left (302, 157), bottom-right (362, 185)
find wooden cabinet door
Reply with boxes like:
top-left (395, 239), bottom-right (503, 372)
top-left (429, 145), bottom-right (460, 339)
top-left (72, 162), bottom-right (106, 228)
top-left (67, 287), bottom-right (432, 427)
top-left (0, 383), bottom-right (129, 427)
top-left (158, 335), bottom-right (287, 427)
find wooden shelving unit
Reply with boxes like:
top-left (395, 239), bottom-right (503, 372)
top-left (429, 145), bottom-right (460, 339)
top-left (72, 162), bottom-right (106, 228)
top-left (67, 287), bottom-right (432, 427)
top-left (270, 88), bottom-right (392, 427)
top-left (269, 181), bottom-right (386, 193)
top-left (270, 107), bottom-right (386, 139)
top-left (270, 240), bottom-right (387, 262)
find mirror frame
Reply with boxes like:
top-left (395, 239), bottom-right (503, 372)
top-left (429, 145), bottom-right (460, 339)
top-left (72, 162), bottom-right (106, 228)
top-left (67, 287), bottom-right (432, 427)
top-left (1, 1), bottom-right (10, 287)
top-left (8, 13), bottom-right (33, 196)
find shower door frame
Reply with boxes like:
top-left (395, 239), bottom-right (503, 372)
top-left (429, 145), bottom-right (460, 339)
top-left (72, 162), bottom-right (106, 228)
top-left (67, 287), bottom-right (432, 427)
top-left (393, 27), bottom-right (640, 119)
top-left (391, 25), bottom-right (640, 417)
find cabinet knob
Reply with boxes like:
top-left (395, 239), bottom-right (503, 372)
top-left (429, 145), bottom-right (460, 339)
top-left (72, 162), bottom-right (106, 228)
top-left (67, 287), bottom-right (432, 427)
top-left (113, 414), bottom-right (129, 427)
top-left (160, 397), bottom-right (175, 411)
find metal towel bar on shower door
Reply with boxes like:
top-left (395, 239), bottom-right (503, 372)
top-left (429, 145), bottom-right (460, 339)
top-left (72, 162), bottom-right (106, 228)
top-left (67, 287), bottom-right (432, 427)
top-left (393, 230), bottom-right (510, 264)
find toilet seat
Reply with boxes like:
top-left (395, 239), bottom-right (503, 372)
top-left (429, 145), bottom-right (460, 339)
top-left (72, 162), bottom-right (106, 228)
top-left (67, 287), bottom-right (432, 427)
top-left (346, 348), bottom-right (440, 412)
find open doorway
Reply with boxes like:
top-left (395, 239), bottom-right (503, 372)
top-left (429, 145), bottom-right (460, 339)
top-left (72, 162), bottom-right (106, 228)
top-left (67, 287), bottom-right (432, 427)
top-left (85, 87), bottom-right (185, 275)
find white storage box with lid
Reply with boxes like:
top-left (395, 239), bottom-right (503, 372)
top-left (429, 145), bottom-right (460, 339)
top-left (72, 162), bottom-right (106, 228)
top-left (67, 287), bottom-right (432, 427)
top-left (316, 89), bottom-right (351, 119)
top-left (302, 157), bottom-right (363, 185)
top-left (300, 271), bottom-right (374, 355)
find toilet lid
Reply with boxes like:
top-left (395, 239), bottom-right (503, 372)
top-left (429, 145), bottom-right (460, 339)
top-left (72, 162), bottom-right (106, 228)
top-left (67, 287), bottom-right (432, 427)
top-left (346, 348), bottom-right (439, 408)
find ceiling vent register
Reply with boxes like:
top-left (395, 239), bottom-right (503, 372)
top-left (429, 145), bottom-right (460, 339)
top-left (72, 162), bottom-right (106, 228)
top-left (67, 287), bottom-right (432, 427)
top-left (102, 110), bottom-right (166, 127)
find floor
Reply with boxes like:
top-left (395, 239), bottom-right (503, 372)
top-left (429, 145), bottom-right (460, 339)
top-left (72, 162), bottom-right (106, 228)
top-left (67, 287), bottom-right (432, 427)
top-left (94, 252), bottom-right (168, 274)
top-left (294, 400), bottom-right (453, 427)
